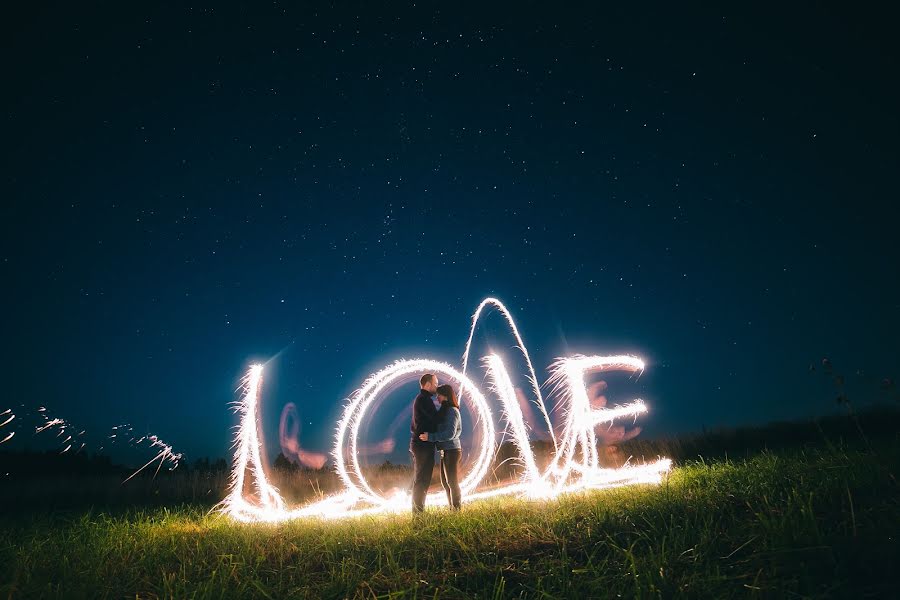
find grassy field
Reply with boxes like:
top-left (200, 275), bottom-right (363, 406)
top-left (1, 442), bottom-right (898, 599)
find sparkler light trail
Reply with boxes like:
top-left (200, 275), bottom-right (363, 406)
top-left (221, 298), bottom-right (671, 522)
top-left (462, 298), bottom-right (558, 455)
top-left (278, 403), bottom-right (328, 469)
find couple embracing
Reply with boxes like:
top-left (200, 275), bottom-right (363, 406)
top-left (409, 373), bottom-right (462, 513)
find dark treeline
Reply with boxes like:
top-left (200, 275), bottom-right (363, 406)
top-left (2, 406), bottom-right (898, 513)
top-left (0, 450), bottom-right (229, 479)
top-left (0, 453), bottom-right (232, 513)
top-left (618, 405), bottom-right (900, 463)
top-left (0, 449), bottom-right (122, 478)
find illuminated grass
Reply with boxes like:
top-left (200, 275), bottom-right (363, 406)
top-left (1, 445), bottom-right (898, 598)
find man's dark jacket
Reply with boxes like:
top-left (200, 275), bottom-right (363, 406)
top-left (410, 388), bottom-right (439, 442)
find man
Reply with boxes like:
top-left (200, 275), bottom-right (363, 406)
top-left (410, 372), bottom-right (439, 512)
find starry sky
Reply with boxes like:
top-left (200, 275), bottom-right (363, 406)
top-left (3, 3), bottom-right (898, 464)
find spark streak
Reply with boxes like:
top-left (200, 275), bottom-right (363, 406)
top-left (0, 410), bottom-right (13, 431)
top-left (222, 298), bottom-right (671, 522)
top-left (35, 418), bottom-right (64, 434)
top-left (120, 432), bottom-right (184, 483)
top-left (0, 408), bottom-right (13, 445)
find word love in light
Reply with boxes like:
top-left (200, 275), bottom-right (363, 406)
top-left (222, 298), bottom-right (671, 522)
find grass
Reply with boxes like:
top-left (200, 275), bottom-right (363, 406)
top-left (1, 443), bottom-right (898, 599)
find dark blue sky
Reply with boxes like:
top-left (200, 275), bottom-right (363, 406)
top-left (2, 2), bottom-right (898, 463)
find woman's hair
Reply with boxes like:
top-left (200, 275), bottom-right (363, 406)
top-left (435, 384), bottom-right (459, 409)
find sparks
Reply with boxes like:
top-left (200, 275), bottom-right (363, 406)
top-left (20, 408), bottom-right (182, 469)
top-left (221, 298), bottom-right (671, 522)
top-left (112, 425), bottom-right (184, 482)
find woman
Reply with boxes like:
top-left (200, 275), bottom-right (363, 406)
top-left (419, 384), bottom-right (462, 510)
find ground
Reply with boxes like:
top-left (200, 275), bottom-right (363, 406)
top-left (2, 443), bottom-right (898, 598)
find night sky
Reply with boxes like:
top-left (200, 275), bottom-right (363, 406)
top-left (3, 3), bottom-right (898, 465)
